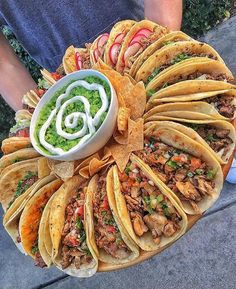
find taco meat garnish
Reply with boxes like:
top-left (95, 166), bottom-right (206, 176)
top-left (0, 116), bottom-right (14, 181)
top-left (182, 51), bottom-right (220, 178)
top-left (135, 138), bottom-right (217, 213)
top-left (205, 94), bottom-right (235, 118)
top-left (93, 174), bottom-right (131, 259)
top-left (60, 187), bottom-right (92, 270)
top-left (187, 123), bottom-right (233, 157)
top-left (118, 162), bottom-right (182, 243)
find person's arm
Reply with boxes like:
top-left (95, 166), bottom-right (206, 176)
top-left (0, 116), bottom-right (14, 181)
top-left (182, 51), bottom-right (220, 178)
top-left (0, 31), bottom-right (37, 111)
top-left (144, 0), bottom-right (183, 31)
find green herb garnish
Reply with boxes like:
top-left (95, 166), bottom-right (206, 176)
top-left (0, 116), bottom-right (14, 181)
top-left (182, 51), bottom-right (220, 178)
top-left (166, 160), bottom-right (178, 169)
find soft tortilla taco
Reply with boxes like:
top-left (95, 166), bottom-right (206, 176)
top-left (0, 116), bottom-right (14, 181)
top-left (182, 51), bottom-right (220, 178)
top-left (0, 148), bottom-right (40, 175)
top-left (63, 45), bottom-right (91, 74)
top-left (145, 58), bottom-right (233, 94)
top-left (3, 175), bottom-right (56, 254)
top-left (144, 101), bottom-right (228, 121)
top-left (0, 158), bottom-right (41, 211)
top-left (86, 168), bottom-right (139, 264)
top-left (90, 33), bottom-right (110, 66)
top-left (1, 137), bottom-right (32, 155)
top-left (111, 158), bottom-right (187, 251)
top-left (19, 178), bottom-right (63, 267)
top-left (135, 41), bottom-right (225, 84)
top-left (116, 20), bottom-right (169, 74)
top-left (104, 20), bottom-right (136, 68)
top-left (134, 126), bottom-right (223, 215)
top-left (147, 90), bottom-right (236, 120)
top-left (49, 175), bottom-right (98, 277)
top-left (144, 120), bottom-right (236, 164)
top-left (129, 30), bottom-right (193, 78)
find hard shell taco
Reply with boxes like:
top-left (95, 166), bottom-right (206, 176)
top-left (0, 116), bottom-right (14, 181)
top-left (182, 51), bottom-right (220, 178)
top-left (90, 33), bottom-right (110, 66)
top-left (49, 175), bottom-right (98, 277)
top-left (104, 20), bottom-right (136, 68)
top-left (86, 168), bottom-right (139, 264)
top-left (135, 41), bottom-right (225, 84)
top-left (144, 120), bottom-right (236, 165)
top-left (145, 58), bottom-right (233, 94)
top-left (3, 175), bottom-right (56, 254)
top-left (134, 126), bottom-right (224, 215)
top-left (19, 178), bottom-right (63, 267)
top-left (129, 30), bottom-right (193, 78)
top-left (111, 158), bottom-right (187, 251)
top-left (116, 19), bottom-right (169, 74)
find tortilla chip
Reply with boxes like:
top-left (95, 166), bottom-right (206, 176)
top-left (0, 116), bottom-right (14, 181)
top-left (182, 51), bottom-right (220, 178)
top-left (109, 143), bottom-right (131, 172)
top-left (117, 107), bottom-right (131, 132)
top-left (89, 156), bottom-right (114, 176)
top-left (79, 166), bottom-right (90, 179)
top-left (38, 158), bottom-right (51, 179)
top-left (50, 161), bottom-right (75, 180)
top-left (74, 153), bottom-right (100, 174)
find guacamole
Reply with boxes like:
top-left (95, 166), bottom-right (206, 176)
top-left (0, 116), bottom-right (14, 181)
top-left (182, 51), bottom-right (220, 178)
top-left (35, 76), bottom-right (111, 155)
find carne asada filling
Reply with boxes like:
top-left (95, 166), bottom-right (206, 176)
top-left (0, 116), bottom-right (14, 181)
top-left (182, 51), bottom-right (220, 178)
top-left (186, 123), bottom-right (233, 157)
top-left (146, 53), bottom-right (217, 84)
top-left (93, 175), bottom-right (131, 259)
top-left (205, 94), bottom-right (235, 118)
top-left (8, 171), bottom-right (38, 208)
top-left (135, 138), bottom-right (216, 212)
top-left (60, 187), bottom-right (92, 270)
top-left (119, 162), bottom-right (181, 244)
top-left (31, 242), bottom-right (47, 268)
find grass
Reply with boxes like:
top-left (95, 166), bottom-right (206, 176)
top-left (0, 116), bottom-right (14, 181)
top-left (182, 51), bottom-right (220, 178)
top-left (0, 0), bottom-right (233, 152)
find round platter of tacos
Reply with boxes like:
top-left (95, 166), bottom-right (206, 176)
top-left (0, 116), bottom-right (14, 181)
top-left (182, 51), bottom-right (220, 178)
top-left (0, 19), bottom-right (235, 276)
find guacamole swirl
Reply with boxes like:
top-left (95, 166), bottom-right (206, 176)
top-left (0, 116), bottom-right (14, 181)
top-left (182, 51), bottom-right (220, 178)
top-left (35, 76), bottom-right (111, 155)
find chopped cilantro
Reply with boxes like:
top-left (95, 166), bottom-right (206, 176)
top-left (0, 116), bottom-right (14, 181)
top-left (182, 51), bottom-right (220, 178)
top-left (166, 160), bottom-right (178, 169)
top-left (31, 245), bottom-right (39, 255)
top-left (206, 169), bottom-right (217, 180)
top-left (156, 194), bottom-right (164, 203)
top-left (76, 217), bottom-right (83, 230)
top-left (147, 67), bottom-right (162, 83)
top-left (206, 134), bottom-right (217, 142)
top-left (171, 53), bottom-right (190, 64)
top-left (124, 166), bottom-right (131, 175)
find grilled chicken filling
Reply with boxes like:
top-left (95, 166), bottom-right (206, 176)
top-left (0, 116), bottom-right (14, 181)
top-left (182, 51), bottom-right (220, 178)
top-left (135, 137), bottom-right (216, 212)
top-left (119, 163), bottom-right (181, 243)
top-left (61, 187), bottom-right (92, 270)
top-left (186, 123), bottom-right (233, 157)
top-left (93, 175), bottom-right (131, 259)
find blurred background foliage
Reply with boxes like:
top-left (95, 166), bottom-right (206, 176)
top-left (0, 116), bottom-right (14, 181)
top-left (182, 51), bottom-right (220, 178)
top-left (0, 0), bottom-right (234, 149)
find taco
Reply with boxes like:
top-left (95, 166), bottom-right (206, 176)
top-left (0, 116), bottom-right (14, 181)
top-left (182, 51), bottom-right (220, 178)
top-left (144, 101), bottom-right (228, 121)
top-left (147, 90), bottom-right (236, 120)
top-left (111, 158), bottom-right (187, 251)
top-left (90, 33), bottom-right (110, 66)
top-left (116, 20), bottom-right (169, 74)
top-left (144, 120), bottom-right (235, 164)
top-left (134, 126), bottom-right (223, 214)
top-left (145, 58), bottom-right (233, 94)
top-left (49, 175), bottom-right (98, 277)
top-left (63, 45), bottom-right (91, 74)
top-left (104, 20), bottom-right (136, 68)
top-left (86, 168), bottom-right (139, 263)
top-left (0, 148), bottom-right (40, 175)
top-left (19, 178), bottom-right (63, 267)
top-left (3, 175), bottom-right (56, 254)
top-left (40, 68), bottom-right (64, 87)
top-left (129, 31), bottom-right (193, 78)
top-left (0, 159), bottom-right (41, 211)
top-left (135, 41), bottom-right (225, 84)
top-left (1, 137), bottom-right (32, 155)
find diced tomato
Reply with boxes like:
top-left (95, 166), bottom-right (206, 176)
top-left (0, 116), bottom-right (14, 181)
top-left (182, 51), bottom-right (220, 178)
top-left (172, 154), bottom-right (188, 164)
top-left (16, 127), bottom-right (29, 137)
top-left (106, 225), bottom-right (116, 233)
top-left (190, 157), bottom-right (202, 170)
top-left (51, 72), bottom-right (63, 81)
top-left (102, 197), bottom-right (109, 210)
top-left (156, 155), bottom-right (167, 165)
top-left (68, 237), bottom-right (79, 247)
top-left (76, 206), bottom-right (84, 218)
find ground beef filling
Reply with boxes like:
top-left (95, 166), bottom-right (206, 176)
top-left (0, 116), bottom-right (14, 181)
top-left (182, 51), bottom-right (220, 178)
top-left (60, 188), bottom-right (92, 270)
top-left (93, 175), bottom-right (131, 259)
top-left (205, 95), bottom-right (235, 118)
top-left (135, 138), bottom-right (216, 213)
top-left (118, 163), bottom-right (181, 244)
top-left (186, 123), bottom-right (233, 157)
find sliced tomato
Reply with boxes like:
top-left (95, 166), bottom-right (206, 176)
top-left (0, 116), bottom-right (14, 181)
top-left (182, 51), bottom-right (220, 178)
top-left (114, 32), bottom-right (125, 44)
top-left (190, 157), bottom-right (202, 170)
top-left (16, 127), bottom-right (30, 137)
top-left (109, 42), bottom-right (121, 65)
top-left (102, 197), bottom-right (109, 210)
top-left (130, 33), bottom-right (147, 46)
top-left (51, 72), bottom-right (63, 81)
top-left (135, 28), bottom-right (152, 38)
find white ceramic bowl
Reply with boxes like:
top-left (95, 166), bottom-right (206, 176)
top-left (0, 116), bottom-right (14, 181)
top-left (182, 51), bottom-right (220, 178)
top-left (30, 69), bottom-right (118, 161)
